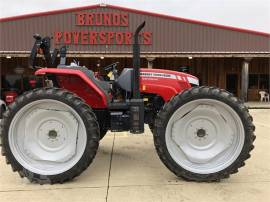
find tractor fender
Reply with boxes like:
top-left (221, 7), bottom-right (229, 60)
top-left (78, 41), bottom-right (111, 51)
top-left (35, 68), bottom-right (108, 108)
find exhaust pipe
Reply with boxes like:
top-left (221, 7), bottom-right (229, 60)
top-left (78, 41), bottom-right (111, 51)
top-left (132, 21), bottom-right (145, 99)
top-left (130, 21), bottom-right (145, 134)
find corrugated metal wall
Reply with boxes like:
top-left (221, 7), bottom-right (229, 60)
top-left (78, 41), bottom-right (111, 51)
top-left (0, 5), bottom-right (269, 53)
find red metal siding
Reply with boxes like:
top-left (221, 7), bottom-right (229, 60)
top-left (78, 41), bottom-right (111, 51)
top-left (0, 5), bottom-right (269, 53)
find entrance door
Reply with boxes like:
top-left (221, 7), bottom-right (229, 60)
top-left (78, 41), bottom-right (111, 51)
top-left (226, 74), bottom-right (238, 96)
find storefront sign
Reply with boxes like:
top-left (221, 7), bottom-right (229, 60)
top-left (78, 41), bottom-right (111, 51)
top-left (54, 12), bottom-right (152, 45)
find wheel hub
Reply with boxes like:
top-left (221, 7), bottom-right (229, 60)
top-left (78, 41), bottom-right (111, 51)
top-left (48, 130), bottom-right (58, 139)
top-left (23, 108), bottom-right (79, 163)
top-left (196, 128), bottom-right (206, 138)
top-left (170, 103), bottom-right (235, 165)
top-left (37, 120), bottom-right (67, 150)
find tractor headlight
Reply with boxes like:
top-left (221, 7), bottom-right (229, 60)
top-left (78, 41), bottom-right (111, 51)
top-left (187, 76), bottom-right (199, 86)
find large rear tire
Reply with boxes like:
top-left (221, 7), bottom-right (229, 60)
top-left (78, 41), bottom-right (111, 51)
top-left (154, 86), bottom-right (255, 182)
top-left (0, 103), bottom-right (6, 119)
top-left (0, 88), bottom-right (100, 184)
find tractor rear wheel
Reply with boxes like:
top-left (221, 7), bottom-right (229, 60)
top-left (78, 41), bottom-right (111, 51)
top-left (0, 88), bottom-right (100, 184)
top-left (153, 86), bottom-right (255, 182)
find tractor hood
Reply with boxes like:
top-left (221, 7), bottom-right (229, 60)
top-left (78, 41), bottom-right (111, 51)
top-left (140, 68), bottom-right (199, 86)
top-left (140, 68), bottom-right (199, 101)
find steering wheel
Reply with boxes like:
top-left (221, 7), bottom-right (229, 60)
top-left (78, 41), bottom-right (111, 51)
top-left (103, 62), bottom-right (119, 72)
top-left (103, 62), bottom-right (120, 80)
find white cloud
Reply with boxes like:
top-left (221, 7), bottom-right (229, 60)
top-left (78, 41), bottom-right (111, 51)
top-left (0, 0), bottom-right (269, 33)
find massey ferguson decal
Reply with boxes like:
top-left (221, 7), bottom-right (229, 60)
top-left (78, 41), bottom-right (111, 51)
top-left (54, 12), bottom-right (152, 45)
top-left (140, 72), bottom-right (198, 84)
top-left (141, 72), bottom-right (177, 79)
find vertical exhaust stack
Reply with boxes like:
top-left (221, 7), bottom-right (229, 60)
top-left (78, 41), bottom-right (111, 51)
top-left (130, 21), bottom-right (146, 134)
top-left (132, 21), bottom-right (145, 98)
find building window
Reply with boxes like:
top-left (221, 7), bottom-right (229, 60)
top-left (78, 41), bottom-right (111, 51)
top-left (248, 74), bottom-right (269, 90)
top-left (248, 74), bottom-right (258, 89)
top-left (259, 74), bottom-right (269, 90)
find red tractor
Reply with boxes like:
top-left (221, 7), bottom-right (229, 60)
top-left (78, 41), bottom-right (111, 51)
top-left (0, 22), bottom-right (255, 184)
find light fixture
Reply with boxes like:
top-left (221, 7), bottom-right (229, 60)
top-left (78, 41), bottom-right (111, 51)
top-left (188, 56), bottom-right (193, 59)
top-left (6, 55), bottom-right (11, 59)
top-left (100, 56), bottom-right (105, 60)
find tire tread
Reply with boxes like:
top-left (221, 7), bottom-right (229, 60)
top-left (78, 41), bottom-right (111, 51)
top-left (0, 87), bottom-right (100, 184)
top-left (153, 86), bottom-right (255, 182)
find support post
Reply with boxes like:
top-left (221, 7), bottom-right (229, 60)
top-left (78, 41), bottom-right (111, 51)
top-left (241, 58), bottom-right (252, 102)
top-left (147, 57), bottom-right (155, 69)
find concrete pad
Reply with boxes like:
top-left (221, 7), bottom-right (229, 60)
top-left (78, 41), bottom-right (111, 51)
top-left (109, 111), bottom-right (270, 186)
top-left (109, 127), bottom-right (183, 187)
top-left (107, 182), bottom-right (270, 202)
top-left (250, 109), bottom-right (270, 128)
top-left (245, 102), bottom-right (270, 109)
top-left (0, 187), bottom-right (107, 202)
top-left (226, 110), bottom-right (270, 183)
top-left (0, 110), bottom-right (270, 202)
top-left (0, 132), bottom-right (114, 191)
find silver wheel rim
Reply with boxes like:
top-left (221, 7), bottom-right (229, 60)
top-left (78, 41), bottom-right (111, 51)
top-left (165, 99), bottom-right (245, 174)
top-left (9, 99), bottom-right (87, 175)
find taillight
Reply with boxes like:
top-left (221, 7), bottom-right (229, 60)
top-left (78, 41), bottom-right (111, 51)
top-left (5, 95), bottom-right (15, 104)
top-left (29, 79), bottom-right (37, 88)
top-left (4, 91), bottom-right (18, 104)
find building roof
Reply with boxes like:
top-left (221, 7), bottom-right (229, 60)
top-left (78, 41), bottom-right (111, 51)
top-left (0, 4), bottom-right (269, 57)
top-left (0, 4), bottom-right (269, 37)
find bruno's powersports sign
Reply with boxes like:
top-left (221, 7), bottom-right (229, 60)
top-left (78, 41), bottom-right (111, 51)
top-left (54, 12), bottom-right (152, 46)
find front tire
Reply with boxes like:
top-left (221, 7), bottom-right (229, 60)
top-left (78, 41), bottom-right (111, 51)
top-left (154, 86), bottom-right (255, 182)
top-left (0, 88), bottom-right (100, 184)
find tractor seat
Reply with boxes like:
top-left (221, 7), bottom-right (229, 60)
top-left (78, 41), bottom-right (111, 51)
top-left (59, 65), bottom-right (111, 102)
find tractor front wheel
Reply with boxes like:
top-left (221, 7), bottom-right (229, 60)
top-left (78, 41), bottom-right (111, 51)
top-left (153, 86), bottom-right (255, 182)
top-left (0, 88), bottom-right (100, 184)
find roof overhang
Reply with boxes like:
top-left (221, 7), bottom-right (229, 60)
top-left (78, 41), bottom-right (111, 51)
top-left (1, 51), bottom-right (269, 58)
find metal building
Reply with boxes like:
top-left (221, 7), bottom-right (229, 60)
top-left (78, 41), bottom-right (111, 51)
top-left (0, 4), bottom-right (269, 101)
